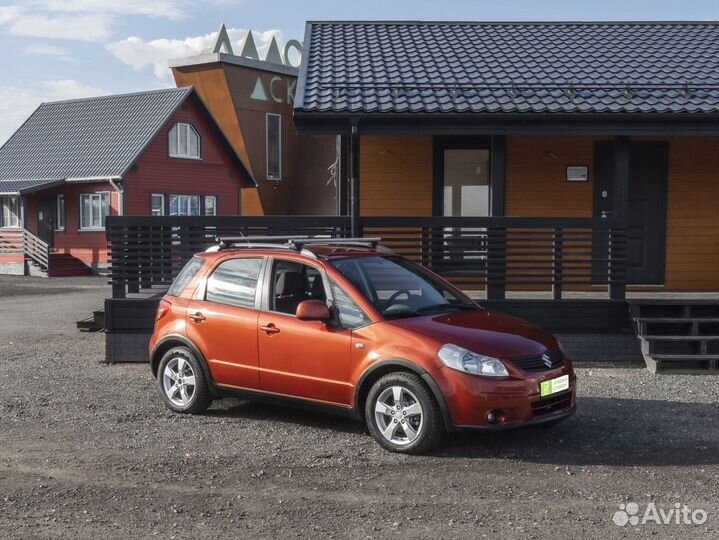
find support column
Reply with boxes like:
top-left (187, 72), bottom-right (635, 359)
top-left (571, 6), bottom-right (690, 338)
top-left (349, 123), bottom-right (360, 237)
top-left (490, 135), bottom-right (506, 216)
top-left (610, 135), bottom-right (629, 300)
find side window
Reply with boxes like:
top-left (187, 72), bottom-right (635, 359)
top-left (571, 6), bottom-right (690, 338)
top-left (206, 258), bottom-right (263, 308)
top-left (271, 260), bottom-right (325, 315)
top-left (330, 278), bottom-right (370, 329)
top-left (168, 257), bottom-right (205, 297)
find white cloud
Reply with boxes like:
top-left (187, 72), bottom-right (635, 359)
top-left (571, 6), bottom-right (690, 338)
top-left (26, 0), bottom-right (189, 21)
top-left (0, 0), bottom-right (229, 41)
top-left (0, 80), bottom-right (109, 144)
top-left (106, 28), bottom-right (283, 83)
top-left (6, 13), bottom-right (113, 41)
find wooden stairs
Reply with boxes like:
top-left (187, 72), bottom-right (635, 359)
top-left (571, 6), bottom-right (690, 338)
top-left (630, 300), bottom-right (719, 374)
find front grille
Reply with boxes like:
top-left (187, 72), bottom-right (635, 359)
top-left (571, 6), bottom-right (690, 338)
top-left (532, 391), bottom-right (572, 417)
top-left (509, 348), bottom-right (564, 372)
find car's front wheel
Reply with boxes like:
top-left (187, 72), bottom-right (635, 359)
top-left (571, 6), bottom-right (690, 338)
top-left (365, 371), bottom-right (445, 454)
top-left (157, 346), bottom-right (211, 414)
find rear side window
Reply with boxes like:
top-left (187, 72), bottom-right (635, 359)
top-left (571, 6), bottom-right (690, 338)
top-left (167, 257), bottom-right (205, 296)
top-left (206, 258), bottom-right (263, 309)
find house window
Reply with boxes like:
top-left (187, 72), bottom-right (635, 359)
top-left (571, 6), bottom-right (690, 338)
top-left (266, 113), bottom-right (282, 180)
top-left (204, 195), bottom-right (217, 216)
top-left (151, 193), bottom-right (165, 216)
top-left (169, 122), bottom-right (201, 159)
top-left (56, 195), bottom-right (65, 230)
top-left (169, 194), bottom-right (201, 216)
top-left (79, 193), bottom-right (110, 230)
top-left (0, 195), bottom-right (20, 228)
top-left (442, 148), bottom-right (491, 217)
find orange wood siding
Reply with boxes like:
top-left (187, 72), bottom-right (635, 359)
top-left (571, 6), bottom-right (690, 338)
top-left (359, 136), bottom-right (434, 216)
top-left (505, 136), bottom-right (597, 217)
top-left (665, 136), bottom-right (719, 290)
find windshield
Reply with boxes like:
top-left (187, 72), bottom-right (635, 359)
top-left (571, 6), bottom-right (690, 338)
top-left (329, 256), bottom-right (477, 319)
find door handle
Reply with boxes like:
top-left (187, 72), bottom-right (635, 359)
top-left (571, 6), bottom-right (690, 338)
top-left (260, 323), bottom-right (280, 335)
top-left (189, 312), bottom-right (206, 323)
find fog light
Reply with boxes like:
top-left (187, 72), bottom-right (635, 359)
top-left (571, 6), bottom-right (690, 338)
top-left (486, 410), bottom-right (501, 425)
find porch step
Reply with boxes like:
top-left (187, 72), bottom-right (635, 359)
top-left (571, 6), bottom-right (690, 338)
top-left (48, 253), bottom-right (91, 277)
top-left (630, 299), bottom-right (719, 374)
top-left (76, 309), bottom-right (105, 332)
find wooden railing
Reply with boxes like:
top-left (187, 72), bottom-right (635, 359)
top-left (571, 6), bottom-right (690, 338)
top-left (23, 229), bottom-right (50, 272)
top-left (0, 229), bottom-right (24, 254)
top-left (106, 216), bottom-right (351, 298)
top-left (106, 216), bottom-right (628, 300)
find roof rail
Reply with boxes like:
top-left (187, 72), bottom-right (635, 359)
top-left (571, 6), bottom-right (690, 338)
top-left (206, 235), bottom-right (389, 254)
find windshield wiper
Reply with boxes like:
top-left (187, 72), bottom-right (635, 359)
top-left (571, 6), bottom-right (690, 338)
top-left (414, 303), bottom-right (477, 314)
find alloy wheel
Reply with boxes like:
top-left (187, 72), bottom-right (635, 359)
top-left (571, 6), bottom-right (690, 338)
top-left (162, 356), bottom-right (196, 407)
top-left (373, 385), bottom-right (424, 446)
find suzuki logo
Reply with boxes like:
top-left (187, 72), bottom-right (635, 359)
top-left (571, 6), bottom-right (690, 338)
top-left (542, 353), bottom-right (552, 368)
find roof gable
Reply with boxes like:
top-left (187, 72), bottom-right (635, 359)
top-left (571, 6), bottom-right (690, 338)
top-left (296, 21), bottom-right (719, 116)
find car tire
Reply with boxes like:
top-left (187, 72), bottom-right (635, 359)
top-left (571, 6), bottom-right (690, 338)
top-left (157, 346), bottom-right (211, 414)
top-left (365, 371), bottom-right (445, 454)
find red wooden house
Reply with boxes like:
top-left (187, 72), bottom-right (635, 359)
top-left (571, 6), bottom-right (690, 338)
top-left (0, 87), bottom-right (254, 276)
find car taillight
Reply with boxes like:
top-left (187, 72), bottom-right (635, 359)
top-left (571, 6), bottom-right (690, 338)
top-left (156, 299), bottom-right (172, 321)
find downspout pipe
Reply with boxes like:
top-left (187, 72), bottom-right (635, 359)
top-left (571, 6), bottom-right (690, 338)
top-left (108, 178), bottom-right (124, 216)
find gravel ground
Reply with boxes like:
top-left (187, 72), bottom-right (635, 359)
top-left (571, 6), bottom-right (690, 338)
top-left (0, 275), bottom-right (717, 540)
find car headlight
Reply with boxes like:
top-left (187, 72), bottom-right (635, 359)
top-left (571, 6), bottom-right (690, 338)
top-left (437, 344), bottom-right (509, 377)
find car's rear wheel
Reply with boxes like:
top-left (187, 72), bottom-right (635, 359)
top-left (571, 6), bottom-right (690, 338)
top-left (157, 347), bottom-right (211, 414)
top-left (365, 371), bottom-right (445, 454)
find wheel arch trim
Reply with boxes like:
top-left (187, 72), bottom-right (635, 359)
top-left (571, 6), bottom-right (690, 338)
top-left (151, 335), bottom-right (218, 396)
top-left (354, 358), bottom-right (454, 432)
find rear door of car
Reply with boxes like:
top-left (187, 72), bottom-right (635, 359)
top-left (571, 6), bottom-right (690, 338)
top-left (185, 255), bottom-right (266, 390)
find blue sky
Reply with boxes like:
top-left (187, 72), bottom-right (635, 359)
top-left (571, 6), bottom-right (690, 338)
top-left (0, 0), bottom-right (717, 142)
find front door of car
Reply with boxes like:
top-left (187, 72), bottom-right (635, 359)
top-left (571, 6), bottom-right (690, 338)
top-left (185, 256), bottom-right (265, 390)
top-left (257, 258), bottom-right (353, 406)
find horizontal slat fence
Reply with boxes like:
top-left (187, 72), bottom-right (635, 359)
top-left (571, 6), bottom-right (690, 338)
top-left (106, 215), bottom-right (628, 300)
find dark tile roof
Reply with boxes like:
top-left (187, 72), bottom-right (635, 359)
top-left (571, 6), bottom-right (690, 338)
top-left (0, 88), bottom-right (193, 182)
top-left (0, 179), bottom-right (64, 195)
top-left (296, 21), bottom-right (719, 115)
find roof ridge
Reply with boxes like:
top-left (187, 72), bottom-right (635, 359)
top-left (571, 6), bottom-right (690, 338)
top-left (39, 86), bottom-right (193, 107)
top-left (306, 20), bottom-right (719, 26)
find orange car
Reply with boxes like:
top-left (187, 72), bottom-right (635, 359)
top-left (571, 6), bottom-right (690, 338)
top-left (149, 237), bottom-right (576, 453)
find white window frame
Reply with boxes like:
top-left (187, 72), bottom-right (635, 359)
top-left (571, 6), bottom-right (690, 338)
top-left (266, 113), bottom-right (282, 180)
top-left (168, 194), bottom-right (201, 216)
top-left (151, 193), bottom-right (165, 216)
top-left (169, 122), bottom-right (201, 160)
top-left (204, 195), bottom-right (217, 216)
top-left (0, 195), bottom-right (21, 229)
top-left (56, 194), bottom-right (65, 231)
top-left (79, 192), bottom-right (110, 231)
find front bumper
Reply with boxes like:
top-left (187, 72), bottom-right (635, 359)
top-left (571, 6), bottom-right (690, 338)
top-left (429, 363), bottom-right (577, 429)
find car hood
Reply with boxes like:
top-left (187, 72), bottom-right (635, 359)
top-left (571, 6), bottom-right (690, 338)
top-left (387, 308), bottom-right (557, 359)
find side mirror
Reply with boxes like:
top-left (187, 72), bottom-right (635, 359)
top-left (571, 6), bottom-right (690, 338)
top-left (296, 299), bottom-right (331, 321)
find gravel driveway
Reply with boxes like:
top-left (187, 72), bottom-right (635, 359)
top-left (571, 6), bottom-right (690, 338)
top-left (0, 275), bottom-right (717, 539)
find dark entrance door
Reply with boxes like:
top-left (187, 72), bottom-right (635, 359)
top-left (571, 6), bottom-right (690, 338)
top-left (594, 141), bottom-right (668, 285)
top-left (37, 198), bottom-right (55, 247)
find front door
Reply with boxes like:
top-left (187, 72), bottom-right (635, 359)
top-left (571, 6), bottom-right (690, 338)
top-left (594, 141), bottom-right (668, 285)
top-left (257, 258), bottom-right (353, 406)
top-left (37, 198), bottom-right (55, 247)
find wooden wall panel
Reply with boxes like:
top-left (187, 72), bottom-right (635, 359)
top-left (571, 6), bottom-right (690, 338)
top-left (359, 136), bottom-right (433, 216)
top-left (506, 136), bottom-right (597, 217)
top-left (123, 94), bottom-right (246, 218)
top-left (664, 136), bottom-right (719, 290)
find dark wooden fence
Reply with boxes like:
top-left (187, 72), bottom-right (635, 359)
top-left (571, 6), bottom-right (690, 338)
top-left (106, 215), bottom-right (628, 300)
